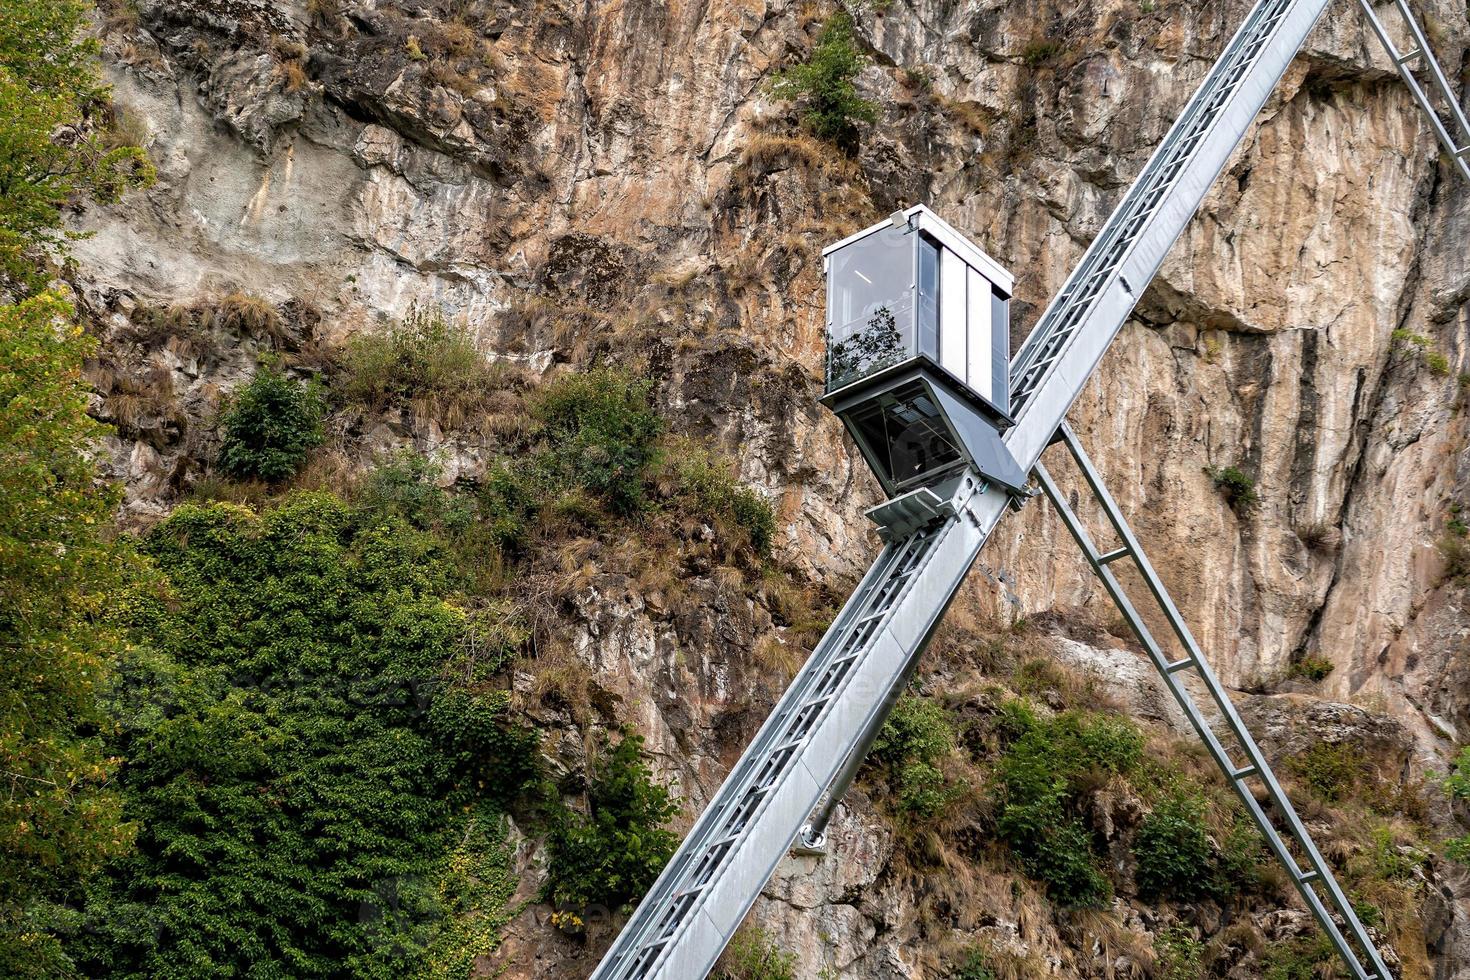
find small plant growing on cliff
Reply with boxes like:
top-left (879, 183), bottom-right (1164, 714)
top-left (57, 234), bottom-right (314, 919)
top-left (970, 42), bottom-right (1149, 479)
top-left (542, 732), bottom-right (679, 916)
top-left (947, 946), bottom-right (998, 980)
top-left (715, 927), bottom-right (797, 980)
top-left (1289, 655), bottom-right (1335, 682)
top-left (1391, 328), bottom-right (1452, 376)
top-left (1135, 793), bottom-right (1214, 899)
top-left (217, 364), bottom-right (324, 481)
top-left (768, 12), bottom-right (877, 153)
top-left (872, 694), bottom-right (964, 819)
top-left (1205, 464), bottom-right (1258, 511)
top-left (1154, 926), bottom-right (1203, 980)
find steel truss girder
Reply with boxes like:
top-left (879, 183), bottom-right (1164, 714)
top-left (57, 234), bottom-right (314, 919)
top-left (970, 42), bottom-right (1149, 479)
top-left (1357, 0), bottom-right (1470, 183)
top-left (590, 474), bottom-right (1013, 980)
top-left (1034, 423), bottom-right (1393, 980)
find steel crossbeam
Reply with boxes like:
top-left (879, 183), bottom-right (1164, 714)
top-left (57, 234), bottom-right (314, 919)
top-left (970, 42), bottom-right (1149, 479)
top-left (1357, 0), bottom-right (1470, 182)
top-left (1034, 424), bottom-right (1392, 980)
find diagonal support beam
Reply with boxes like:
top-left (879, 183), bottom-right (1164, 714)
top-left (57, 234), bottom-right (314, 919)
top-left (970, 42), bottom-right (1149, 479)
top-left (1034, 423), bottom-right (1393, 980)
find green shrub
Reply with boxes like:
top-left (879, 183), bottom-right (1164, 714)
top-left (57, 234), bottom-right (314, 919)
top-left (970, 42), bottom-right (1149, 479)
top-left (1021, 39), bottom-right (1062, 65)
top-left (71, 494), bottom-right (541, 977)
top-left (217, 364), bottom-right (324, 481)
top-left (1135, 793), bottom-right (1214, 899)
top-left (715, 927), bottom-right (797, 980)
top-left (532, 368), bottom-right (664, 516)
top-left (1205, 464), bottom-right (1259, 511)
top-left (872, 695), bottom-right (964, 819)
top-left (1440, 533), bottom-right (1470, 583)
top-left (1289, 655), bottom-right (1335, 682)
top-left (341, 307), bottom-right (506, 427)
top-left (361, 451), bottom-right (476, 535)
top-left (1262, 934), bottom-right (1337, 980)
top-left (769, 12), bottom-right (878, 152)
top-left (947, 945), bottom-right (998, 980)
top-left (1392, 328), bottom-right (1452, 377)
top-left (1289, 741), bottom-right (1368, 804)
top-left (543, 733), bottom-right (679, 915)
top-left (671, 448), bottom-right (777, 557)
top-left (1154, 925), bottom-right (1203, 980)
top-left (992, 704), bottom-right (1143, 906)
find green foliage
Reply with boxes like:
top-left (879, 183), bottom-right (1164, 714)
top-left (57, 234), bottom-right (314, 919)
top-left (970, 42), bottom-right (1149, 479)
top-left (1289, 741), bottom-right (1367, 804)
top-left (542, 733), bottom-right (679, 915)
top-left (947, 946), bottom-right (998, 980)
top-left (1440, 746), bottom-right (1470, 863)
top-left (1154, 925), bottom-right (1203, 980)
top-left (1289, 655), bottom-right (1335, 682)
top-left (769, 12), bottom-right (878, 152)
top-left (532, 368), bottom-right (665, 516)
top-left (360, 452), bottom-right (476, 537)
top-left (1205, 464), bottom-right (1259, 511)
top-left (69, 495), bottom-right (540, 978)
top-left (1440, 532), bottom-right (1470, 584)
top-left (872, 695), bottom-right (963, 819)
top-left (715, 927), bottom-right (797, 980)
top-left (1262, 934), bottom-right (1337, 980)
top-left (1392, 328), bottom-right (1452, 377)
top-left (1135, 793), bottom-right (1213, 899)
top-left (1021, 39), bottom-right (1063, 66)
top-left (992, 703), bottom-right (1143, 906)
top-left (0, 0), bottom-right (155, 294)
top-left (669, 447), bottom-right (777, 557)
top-left (0, 293), bottom-right (137, 976)
top-left (217, 365), bottom-right (325, 482)
top-left (340, 307), bottom-right (503, 426)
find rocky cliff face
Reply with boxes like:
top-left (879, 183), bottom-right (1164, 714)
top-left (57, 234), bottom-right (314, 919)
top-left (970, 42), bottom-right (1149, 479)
top-left (73, 0), bottom-right (1470, 975)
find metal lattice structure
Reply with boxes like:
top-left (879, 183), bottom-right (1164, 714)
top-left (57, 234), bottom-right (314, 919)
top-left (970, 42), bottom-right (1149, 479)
top-left (1356, 0), bottom-right (1470, 182)
top-left (591, 0), bottom-right (1470, 975)
top-left (1034, 424), bottom-right (1393, 979)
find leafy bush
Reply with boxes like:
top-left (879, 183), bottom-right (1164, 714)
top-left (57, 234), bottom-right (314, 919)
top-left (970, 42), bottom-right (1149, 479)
top-left (0, 293), bottom-right (137, 975)
top-left (769, 12), bottom-right (877, 152)
top-left (1289, 655), bottom-right (1335, 682)
top-left (360, 451), bottom-right (475, 536)
top-left (543, 733), bottom-right (679, 915)
top-left (533, 368), bottom-right (665, 516)
top-left (70, 495), bottom-right (540, 978)
top-left (1154, 926), bottom-right (1204, 980)
top-left (992, 703), bottom-right (1144, 906)
top-left (872, 695), bottom-right (964, 819)
top-left (341, 307), bottom-right (508, 428)
top-left (1135, 793), bottom-right (1214, 899)
top-left (947, 946), bottom-right (998, 980)
top-left (1205, 464), bottom-right (1258, 511)
top-left (715, 927), bottom-right (797, 980)
top-left (1262, 934), bottom-right (1337, 980)
top-left (1289, 741), bottom-right (1367, 804)
top-left (670, 448), bottom-right (777, 557)
top-left (217, 364), bottom-right (324, 481)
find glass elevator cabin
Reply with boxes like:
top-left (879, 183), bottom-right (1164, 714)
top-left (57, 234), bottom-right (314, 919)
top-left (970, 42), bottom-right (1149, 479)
top-left (821, 205), bottom-right (1027, 499)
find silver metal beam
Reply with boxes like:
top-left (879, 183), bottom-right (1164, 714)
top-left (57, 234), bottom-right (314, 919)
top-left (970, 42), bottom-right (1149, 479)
top-left (1005, 0), bottom-right (1334, 471)
top-left (1356, 0), bottom-right (1470, 182)
top-left (1035, 423), bottom-right (1392, 980)
top-left (590, 474), bottom-right (1011, 980)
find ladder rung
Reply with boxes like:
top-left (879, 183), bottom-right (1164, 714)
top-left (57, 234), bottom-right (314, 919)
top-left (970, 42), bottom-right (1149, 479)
top-left (1456, 145), bottom-right (1470, 159)
top-left (1164, 657), bottom-right (1195, 674)
top-left (1395, 47), bottom-right (1421, 65)
top-left (1098, 546), bottom-right (1131, 565)
top-left (1230, 763), bottom-right (1258, 780)
top-left (1298, 869), bottom-right (1321, 884)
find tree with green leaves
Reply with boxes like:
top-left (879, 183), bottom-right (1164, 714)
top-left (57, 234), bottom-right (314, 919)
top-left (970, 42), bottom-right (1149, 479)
top-left (769, 12), bottom-right (878, 153)
top-left (0, 294), bottom-right (137, 976)
top-left (0, 0), bottom-right (153, 971)
top-left (0, 0), bottom-right (154, 297)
